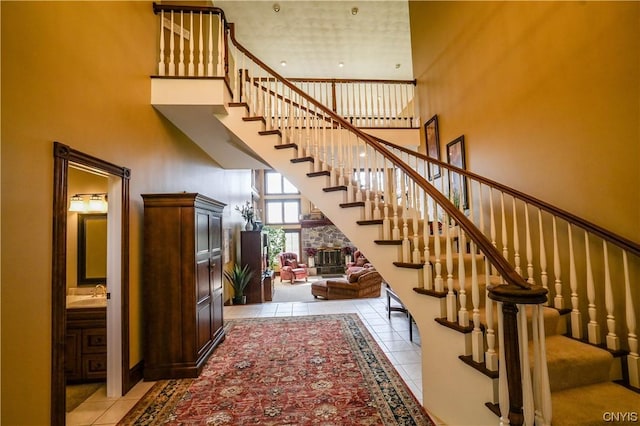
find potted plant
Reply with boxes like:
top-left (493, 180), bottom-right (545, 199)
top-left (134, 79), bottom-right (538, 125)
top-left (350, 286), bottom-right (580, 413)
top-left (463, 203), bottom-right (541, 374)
top-left (224, 263), bottom-right (254, 305)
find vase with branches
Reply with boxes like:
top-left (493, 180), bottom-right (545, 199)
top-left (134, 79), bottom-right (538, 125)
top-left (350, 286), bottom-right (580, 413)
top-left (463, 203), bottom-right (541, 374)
top-left (235, 201), bottom-right (254, 230)
top-left (304, 247), bottom-right (317, 267)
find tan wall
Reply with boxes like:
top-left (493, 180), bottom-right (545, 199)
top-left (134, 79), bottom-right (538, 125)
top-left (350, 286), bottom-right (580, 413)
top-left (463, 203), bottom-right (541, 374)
top-left (410, 1), bottom-right (639, 242)
top-left (1, 2), bottom-right (250, 423)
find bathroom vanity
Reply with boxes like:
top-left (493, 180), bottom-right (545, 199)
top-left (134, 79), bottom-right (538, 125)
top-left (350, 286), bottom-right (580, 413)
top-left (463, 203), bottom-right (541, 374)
top-left (65, 306), bottom-right (107, 383)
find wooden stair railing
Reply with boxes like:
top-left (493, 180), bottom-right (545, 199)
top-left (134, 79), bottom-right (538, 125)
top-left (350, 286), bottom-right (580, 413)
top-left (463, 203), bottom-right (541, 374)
top-left (376, 136), bottom-right (640, 388)
top-left (147, 4), bottom-right (622, 424)
top-left (223, 15), bottom-right (551, 426)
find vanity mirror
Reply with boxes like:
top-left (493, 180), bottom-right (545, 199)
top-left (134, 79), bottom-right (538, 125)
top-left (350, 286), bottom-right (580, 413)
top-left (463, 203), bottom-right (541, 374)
top-left (77, 213), bottom-right (107, 285)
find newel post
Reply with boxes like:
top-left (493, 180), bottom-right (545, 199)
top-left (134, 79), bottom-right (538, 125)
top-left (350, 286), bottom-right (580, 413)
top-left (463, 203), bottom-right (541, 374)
top-left (489, 281), bottom-right (547, 426)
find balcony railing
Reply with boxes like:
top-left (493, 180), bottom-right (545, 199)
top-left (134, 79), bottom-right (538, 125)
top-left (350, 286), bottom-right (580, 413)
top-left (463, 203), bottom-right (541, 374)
top-left (152, 4), bottom-right (417, 129)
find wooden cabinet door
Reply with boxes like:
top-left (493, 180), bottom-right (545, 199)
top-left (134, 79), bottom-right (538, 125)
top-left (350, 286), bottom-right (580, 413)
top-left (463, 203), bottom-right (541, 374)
top-left (65, 328), bottom-right (82, 382)
top-left (195, 208), bottom-right (213, 355)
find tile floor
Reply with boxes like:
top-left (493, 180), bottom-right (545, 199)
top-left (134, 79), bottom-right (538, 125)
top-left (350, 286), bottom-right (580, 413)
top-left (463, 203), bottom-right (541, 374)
top-left (66, 293), bottom-right (432, 425)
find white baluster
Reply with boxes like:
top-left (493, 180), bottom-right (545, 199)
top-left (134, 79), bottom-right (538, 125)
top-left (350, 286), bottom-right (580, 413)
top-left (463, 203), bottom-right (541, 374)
top-left (217, 13), bottom-right (224, 76)
top-left (501, 192), bottom-right (509, 262)
top-left (330, 120), bottom-right (338, 185)
top-left (471, 241), bottom-right (483, 362)
top-left (168, 11), bottom-right (176, 76)
top-left (445, 214), bottom-right (457, 323)
top-left (497, 302), bottom-right (510, 426)
top-left (538, 209), bottom-right (549, 305)
top-left (412, 192), bottom-right (421, 264)
top-left (478, 183), bottom-right (485, 236)
top-left (518, 305), bottom-right (535, 426)
top-left (524, 204), bottom-right (534, 283)
top-left (423, 191), bottom-right (432, 290)
top-left (603, 241), bottom-right (620, 351)
top-left (533, 304), bottom-right (552, 425)
top-left (178, 11), bottom-right (185, 76)
top-left (188, 12), bottom-right (195, 76)
top-left (392, 85), bottom-right (399, 128)
top-left (401, 173), bottom-right (411, 262)
top-left (512, 198), bottom-right (521, 274)
top-left (458, 229), bottom-right (468, 327)
top-left (568, 224), bottom-right (582, 339)
top-left (552, 217), bottom-right (564, 309)
top-left (485, 257), bottom-right (498, 371)
top-left (623, 251), bottom-right (640, 388)
top-left (433, 203), bottom-right (443, 293)
top-left (373, 151), bottom-right (382, 220)
top-left (489, 187), bottom-right (497, 259)
top-left (584, 233), bottom-right (601, 344)
top-left (391, 169), bottom-right (400, 240)
top-left (207, 12), bottom-right (214, 76)
top-left (364, 146), bottom-right (372, 220)
top-left (197, 12), bottom-right (204, 76)
top-left (158, 11), bottom-right (166, 76)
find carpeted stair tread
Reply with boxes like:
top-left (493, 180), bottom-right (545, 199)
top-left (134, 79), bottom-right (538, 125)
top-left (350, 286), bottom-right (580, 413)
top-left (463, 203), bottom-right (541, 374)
top-left (477, 305), bottom-right (561, 339)
top-left (551, 382), bottom-right (640, 425)
top-left (428, 252), bottom-right (485, 267)
top-left (542, 335), bottom-right (613, 392)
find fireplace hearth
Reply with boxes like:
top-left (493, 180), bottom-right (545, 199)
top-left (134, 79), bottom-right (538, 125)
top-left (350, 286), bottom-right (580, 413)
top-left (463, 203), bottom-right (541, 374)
top-left (314, 247), bottom-right (346, 275)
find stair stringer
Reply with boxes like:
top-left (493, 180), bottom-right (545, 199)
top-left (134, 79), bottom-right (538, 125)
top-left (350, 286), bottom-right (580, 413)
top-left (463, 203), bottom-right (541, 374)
top-left (214, 106), bottom-right (499, 426)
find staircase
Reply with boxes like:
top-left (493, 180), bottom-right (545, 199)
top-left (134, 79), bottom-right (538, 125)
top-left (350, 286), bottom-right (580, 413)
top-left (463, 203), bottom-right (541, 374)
top-left (150, 4), bottom-right (640, 425)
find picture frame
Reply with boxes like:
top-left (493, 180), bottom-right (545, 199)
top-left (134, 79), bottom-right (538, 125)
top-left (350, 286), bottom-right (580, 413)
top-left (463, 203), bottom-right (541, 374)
top-left (446, 135), bottom-right (468, 209)
top-left (424, 114), bottom-right (441, 180)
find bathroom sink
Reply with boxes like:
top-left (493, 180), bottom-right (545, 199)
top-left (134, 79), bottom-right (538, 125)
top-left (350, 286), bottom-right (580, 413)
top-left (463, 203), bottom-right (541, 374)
top-left (66, 295), bottom-right (107, 308)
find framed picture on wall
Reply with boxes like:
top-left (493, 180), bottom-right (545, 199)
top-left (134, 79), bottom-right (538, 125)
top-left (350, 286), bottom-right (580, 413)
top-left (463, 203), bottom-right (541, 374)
top-left (424, 114), bottom-right (441, 180)
top-left (446, 135), bottom-right (468, 209)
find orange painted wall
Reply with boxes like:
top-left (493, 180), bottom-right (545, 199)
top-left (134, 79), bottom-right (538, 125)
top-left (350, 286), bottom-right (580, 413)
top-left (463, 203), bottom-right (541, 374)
top-left (1, 2), bottom-right (250, 423)
top-left (410, 1), bottom-right (639, 242)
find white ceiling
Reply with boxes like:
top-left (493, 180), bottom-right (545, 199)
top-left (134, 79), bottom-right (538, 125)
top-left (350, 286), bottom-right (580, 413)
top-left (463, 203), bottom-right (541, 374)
top-left (214, 0), bottom-right (414, 80)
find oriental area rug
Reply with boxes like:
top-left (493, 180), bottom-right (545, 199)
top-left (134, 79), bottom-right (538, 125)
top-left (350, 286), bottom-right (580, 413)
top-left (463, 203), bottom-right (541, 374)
top-left (119, 314), bottom-right (434, 425)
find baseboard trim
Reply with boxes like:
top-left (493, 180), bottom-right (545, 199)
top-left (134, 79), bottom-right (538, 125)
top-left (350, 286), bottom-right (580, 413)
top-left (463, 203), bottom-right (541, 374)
top-left (126, 360), bottom-right (144, 394)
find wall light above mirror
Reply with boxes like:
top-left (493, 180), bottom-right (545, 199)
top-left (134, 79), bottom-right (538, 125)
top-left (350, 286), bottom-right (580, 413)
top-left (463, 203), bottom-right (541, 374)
top-left (69, 193), bottom-right (108, 213)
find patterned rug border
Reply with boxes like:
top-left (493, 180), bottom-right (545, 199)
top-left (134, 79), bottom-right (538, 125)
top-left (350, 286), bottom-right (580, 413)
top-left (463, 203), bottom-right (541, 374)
top-left (118, 313), bottom-right (433, 425)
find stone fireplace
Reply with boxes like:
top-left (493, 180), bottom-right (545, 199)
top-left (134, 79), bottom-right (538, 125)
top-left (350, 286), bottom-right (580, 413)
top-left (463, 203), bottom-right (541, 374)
top-left (301, 219), bottom-right (353, 275)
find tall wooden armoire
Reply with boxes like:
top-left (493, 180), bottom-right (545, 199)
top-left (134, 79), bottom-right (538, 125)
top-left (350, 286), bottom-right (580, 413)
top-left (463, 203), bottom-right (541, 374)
top-left (141, 193), bottom-right (225, 380)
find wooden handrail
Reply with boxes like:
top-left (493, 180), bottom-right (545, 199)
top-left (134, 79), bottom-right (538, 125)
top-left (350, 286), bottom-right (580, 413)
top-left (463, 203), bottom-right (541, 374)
top-left (226, 23), bottom-right (535, 293)
top-left (150, 2), bottom-right (542, 293)
top-left (153, 2), bottom-right (227, 18)
top-left (374, 137), bottom-right (640, 257)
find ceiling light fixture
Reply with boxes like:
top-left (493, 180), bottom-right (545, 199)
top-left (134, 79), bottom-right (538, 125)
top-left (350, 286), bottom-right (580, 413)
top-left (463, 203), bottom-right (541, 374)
top-left (338, 62), bottom-right (344, 68)
top-left (273, 3), bottom-right (280, 12)
top-left (351, 7), bottom-right (359, 15)
top-left (280, 60), bottom-right (287, 67)
top-left (395, 63), bottom-right (401, 69)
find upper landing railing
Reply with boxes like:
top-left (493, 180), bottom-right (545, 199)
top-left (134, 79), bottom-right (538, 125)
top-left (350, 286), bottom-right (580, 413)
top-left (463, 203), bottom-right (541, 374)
top-left (151, 3), bottom-right (417, 129)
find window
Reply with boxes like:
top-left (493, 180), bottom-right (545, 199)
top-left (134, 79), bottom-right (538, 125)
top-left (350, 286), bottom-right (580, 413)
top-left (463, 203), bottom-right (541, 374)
top-left (284, 230), bottom-right (300, 258)
top-left (265, 172), bottom-right (298, 194)
top-left (265, 200), bottom-right (300, 224)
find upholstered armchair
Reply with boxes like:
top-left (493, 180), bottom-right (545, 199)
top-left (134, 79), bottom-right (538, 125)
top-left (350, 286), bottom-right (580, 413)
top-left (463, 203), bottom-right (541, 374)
top-left (278, 252), bottom-right (308, 283)
top-left (345, 250), bottom-right (372, 275)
